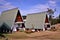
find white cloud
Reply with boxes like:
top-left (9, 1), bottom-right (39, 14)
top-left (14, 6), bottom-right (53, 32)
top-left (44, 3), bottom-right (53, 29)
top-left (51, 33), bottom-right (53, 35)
top-left (21, 4), bottom-right (50, 15)
top-left (30, 4), bottom-right (49, 11)
top-left (49, 0), bottom-right (56, 4)
top-left (0, 3), bottom-right (16, 9)
top-left (21, 0), bottom-right (57, 15)
top-left (0, 0), bottom-right (8, 5)
top-left (48, 0), bottom-right (56, 7)
top-left (0, 2), bottom-right (16, 9)
top-left (0, 0), bottom-right (16, 12)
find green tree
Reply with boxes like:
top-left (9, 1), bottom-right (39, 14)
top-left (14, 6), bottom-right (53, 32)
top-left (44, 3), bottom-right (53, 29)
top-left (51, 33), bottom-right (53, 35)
top-left (58, 14), bottom-right (60, 23)
top-left (47, 8), bottom-right (54, 25)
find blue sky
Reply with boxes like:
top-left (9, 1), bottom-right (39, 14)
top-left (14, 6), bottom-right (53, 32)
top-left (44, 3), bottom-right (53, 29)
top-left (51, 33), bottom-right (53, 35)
top-left (0, 0), bottom-right (60, 17)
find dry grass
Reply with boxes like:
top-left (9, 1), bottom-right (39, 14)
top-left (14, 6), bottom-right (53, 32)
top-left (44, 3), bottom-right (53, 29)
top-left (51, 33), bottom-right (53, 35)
top-left (4, 32), bottom-right (29, 39)
top-left (1, 23), bottom-right (60, 40)
top-left (2, 31), bottom-right (60, 40)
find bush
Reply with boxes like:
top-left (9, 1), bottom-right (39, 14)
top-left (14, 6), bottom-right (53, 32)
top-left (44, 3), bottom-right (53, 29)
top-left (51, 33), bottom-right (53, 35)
top-left (57, 19), bottom-right (60, 23)
top-left (50, 18), bottom-right (60, 25)
top-left (50, 27), bottom-right (57, 31)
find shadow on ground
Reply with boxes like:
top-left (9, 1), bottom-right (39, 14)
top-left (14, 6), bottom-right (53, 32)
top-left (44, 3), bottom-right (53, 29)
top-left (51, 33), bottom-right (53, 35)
top-left (0, 33), bottom-right (6, 38)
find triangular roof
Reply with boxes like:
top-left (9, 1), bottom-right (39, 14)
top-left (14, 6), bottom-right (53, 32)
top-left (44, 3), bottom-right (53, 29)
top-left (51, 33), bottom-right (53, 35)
top-left (45, 14), bottom-right (49, 23)
top-left (0, 8), bottom-right (22, 29)
top-left (25, 12), bottom-right (49, 29)
top-left (15, 10), bottom-right (23, 22)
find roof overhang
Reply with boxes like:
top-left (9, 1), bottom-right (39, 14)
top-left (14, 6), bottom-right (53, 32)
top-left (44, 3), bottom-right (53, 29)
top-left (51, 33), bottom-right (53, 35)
top-left (15, 22), bottom-right (24, 24)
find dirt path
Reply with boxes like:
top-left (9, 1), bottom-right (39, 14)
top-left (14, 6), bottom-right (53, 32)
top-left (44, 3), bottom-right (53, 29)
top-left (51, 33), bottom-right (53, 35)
top-left (6, 31), bottom-right (60, 40)
top-left (1, 24), bottom-right (60, 40)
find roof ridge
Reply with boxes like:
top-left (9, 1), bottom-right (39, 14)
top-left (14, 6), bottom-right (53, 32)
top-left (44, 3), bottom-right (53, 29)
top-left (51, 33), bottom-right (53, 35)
top-left (27, 11), bottom-right (47, 15)
top-left (2, 8), bottom-right (18, 13)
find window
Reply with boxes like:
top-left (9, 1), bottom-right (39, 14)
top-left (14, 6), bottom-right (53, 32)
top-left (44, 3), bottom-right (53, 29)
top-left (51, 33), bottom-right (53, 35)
top-left (47, 25), bottom-right (50, 28)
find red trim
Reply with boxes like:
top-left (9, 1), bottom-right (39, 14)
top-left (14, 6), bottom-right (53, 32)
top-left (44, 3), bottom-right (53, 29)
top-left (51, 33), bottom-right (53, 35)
top-left (45, 15), bottom-right (49, 23)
